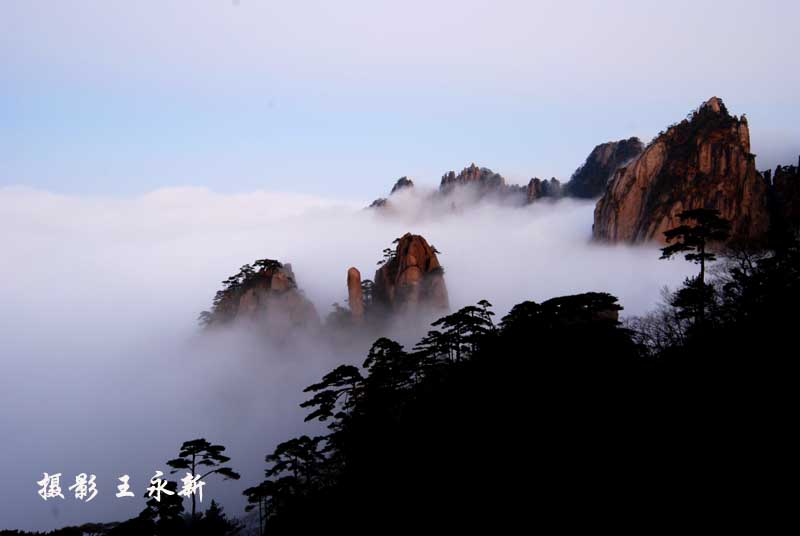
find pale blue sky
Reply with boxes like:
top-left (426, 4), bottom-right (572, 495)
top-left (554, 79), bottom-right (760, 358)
top-left (2, 0), bottom-right (799, 199)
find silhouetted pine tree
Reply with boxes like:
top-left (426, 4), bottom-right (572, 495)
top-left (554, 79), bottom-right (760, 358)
top-left (166, 439), bottom-right (240, 522)
top-left (661, 208), bottom-right (731, 326)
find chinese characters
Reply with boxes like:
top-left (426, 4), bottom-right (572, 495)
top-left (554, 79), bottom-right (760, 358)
top-left (38, 471), bottom-right (207, 503)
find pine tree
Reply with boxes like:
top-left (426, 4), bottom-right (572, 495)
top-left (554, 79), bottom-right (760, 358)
top-left (661, 208), bottom-right (731, 326)
top-left (166, 439), bottom-right (240, 522)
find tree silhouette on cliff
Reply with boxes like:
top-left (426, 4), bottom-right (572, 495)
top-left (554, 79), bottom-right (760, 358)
top-left (661, 208), bottom-right (731, 326)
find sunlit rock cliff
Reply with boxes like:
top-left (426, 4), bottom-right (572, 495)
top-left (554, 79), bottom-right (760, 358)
top-left (593, 97), bottom-right (770, 244)
top-left (200, 260), bottom-right (320, 336)
top-left (372, 233), bottom-right (449, 315)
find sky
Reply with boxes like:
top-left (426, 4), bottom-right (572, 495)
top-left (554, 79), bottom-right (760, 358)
top-left (2, 0), bottom-right (799, 199)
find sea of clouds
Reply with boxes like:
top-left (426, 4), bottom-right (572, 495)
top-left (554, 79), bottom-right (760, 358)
top-left (0, 186), bottom-right (694, 531)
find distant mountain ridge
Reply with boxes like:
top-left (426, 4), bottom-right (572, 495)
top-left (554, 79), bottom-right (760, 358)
top-left (368, 97), bottom-right (800, 245)
top-left (368, 140), bottom-right (644, 210)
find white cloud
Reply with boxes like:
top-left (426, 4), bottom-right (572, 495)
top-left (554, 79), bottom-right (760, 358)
top-left (0, 186), bottom-right (694, 530)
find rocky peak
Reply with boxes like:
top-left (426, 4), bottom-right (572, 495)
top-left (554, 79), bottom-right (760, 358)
top-left (390, 177), bottom-right (414, 194)
top-left (373, 233), bottom-right (449, 314)
top-left (527, 177), bottom-right (562, 202)
top-left (201, 259), bottom-right (320, 335)
top-left (347, 267), bottom-right (365, 323)
top-left (701, 96), bottom-right (725, 114)
top-left (566, 138), bottom-right (644, 198)
top-left (593, 97), bottom-right (769, 244)
top-left (369, 177), bottom-right (415, 208)
top-left (440, 164), bottom-right (506, 194)
top-left (370, 162), bottom-right (571, 210)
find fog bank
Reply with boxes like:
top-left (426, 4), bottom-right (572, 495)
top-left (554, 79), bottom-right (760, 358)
top-left (0, 187), bottom-right (694, 531)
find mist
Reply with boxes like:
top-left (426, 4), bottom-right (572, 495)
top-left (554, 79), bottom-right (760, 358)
top-left (0, 186), bottom-right (695, 531)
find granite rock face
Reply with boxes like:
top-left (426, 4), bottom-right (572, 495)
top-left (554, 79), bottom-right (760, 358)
top-left (204, 260), bottom-right (320, 335)
top-left (347, 267), bottom-right (365, 323)
top-left (593, 97), bottom-right (770, 244)
top-left (566, 138), bottom-right (644, 198)
top-left (373, 233), bottom-right (449, 314)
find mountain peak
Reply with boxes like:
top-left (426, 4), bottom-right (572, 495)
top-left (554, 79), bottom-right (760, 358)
top-left (700, 96), bottom-right (726, 114)
top-left (440, 164), bottom-right (505, 193)
top-left (565, 137), bottom-right (644, 198)
top-left (390, 176), bottom-right (414, 194)
top-left (593, 97), bottom-right (768, 244)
